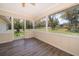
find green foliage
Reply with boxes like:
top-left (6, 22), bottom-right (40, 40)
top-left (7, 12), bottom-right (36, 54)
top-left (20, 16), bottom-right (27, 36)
top-left (26, 20), bottom-right (33, 29)
top-left (48, 15), bottom-right (59, 29)
top-left (35, 20), bottom-right (45, 29)
top-left (60, 9), bottom-right (79, 32)
top-left (14, 18), bottom-right (24, 32)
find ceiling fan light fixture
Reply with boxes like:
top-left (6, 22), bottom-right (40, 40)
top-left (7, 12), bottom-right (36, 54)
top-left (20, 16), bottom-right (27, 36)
top-left (22, 3), bottom-right (36, 7)
top-left (22, 3), bottom-right (26, 7)
top-left (31, 3), bottom-right (36, 6)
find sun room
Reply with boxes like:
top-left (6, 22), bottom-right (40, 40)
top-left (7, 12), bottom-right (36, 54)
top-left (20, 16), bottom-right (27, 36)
top-left (0, 3), bottom-right (79, 56)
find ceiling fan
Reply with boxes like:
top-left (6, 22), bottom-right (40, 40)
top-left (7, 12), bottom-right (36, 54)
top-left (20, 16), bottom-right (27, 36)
top-left (22, 3), bottom-right (36, 7)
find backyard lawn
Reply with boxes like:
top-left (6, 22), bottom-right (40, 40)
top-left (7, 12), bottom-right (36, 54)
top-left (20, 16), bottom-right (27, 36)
top-left (48, 28), bottom-right (79, 36)
top-left (35, 27), bottom-right (79, 36)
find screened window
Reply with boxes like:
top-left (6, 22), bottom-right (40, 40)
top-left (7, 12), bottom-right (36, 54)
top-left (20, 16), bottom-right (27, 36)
top-left (35, 17), bottom-right (46, 31)
top-left (26, 20), bottom-right (33, 29)
top-left (14, 18), bottom-right (24, 39)
top-left (48, 5), bottom-right (79, 36)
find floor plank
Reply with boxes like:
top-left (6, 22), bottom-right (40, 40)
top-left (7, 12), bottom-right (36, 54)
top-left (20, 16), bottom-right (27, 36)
top-left (0, 38), bottom-right (73, 56)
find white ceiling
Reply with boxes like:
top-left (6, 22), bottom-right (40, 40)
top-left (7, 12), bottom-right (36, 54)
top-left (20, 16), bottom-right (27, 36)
top-left (0, 3), bottom-right (56, 19)
top-left (0, 3), bottom-right (77, 20)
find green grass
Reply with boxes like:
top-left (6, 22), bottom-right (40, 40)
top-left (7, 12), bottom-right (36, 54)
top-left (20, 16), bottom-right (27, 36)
top-left (14, 31), bottom-right (24, 38)
top-left (35, 27), bottom-right (79, 36)
top-left (48, 28), bottom-right (79, 36)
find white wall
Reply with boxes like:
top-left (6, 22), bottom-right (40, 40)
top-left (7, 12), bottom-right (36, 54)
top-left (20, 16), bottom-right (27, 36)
top-left (0, 29), bottom-right (34, 44)
top-left (0, 18), bottom-right (13, 43)
top-left (0, 25), bottom-right (79, 56)
top-left (25, 29), bottom-right (34, 38)
top-left (33, 31), bottom-right (79, 56)
top-left (0, 31), bottom-right (13, 44)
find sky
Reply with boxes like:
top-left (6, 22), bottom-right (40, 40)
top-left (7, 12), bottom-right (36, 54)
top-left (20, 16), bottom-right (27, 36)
top-left (55, 13), bottom-right (69, 25)
top-left (40, 13), bottom-right (69, 25)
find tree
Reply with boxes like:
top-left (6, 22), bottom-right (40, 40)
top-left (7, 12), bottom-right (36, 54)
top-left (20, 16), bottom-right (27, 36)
top-left (48, 15), bottom-right (59, 29)
top-left (35, 20), bottom-right (45, 29)
top-left (26, 20), bottom-right (33, 29)
top-left (61, 9), bottom-right (79, 32)
top-left (14, 19), bottom-right (23, 32)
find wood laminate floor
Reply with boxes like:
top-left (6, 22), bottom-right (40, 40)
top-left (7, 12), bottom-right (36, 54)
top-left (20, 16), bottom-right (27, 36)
top-left (0, 38), bottom-right (72, 56)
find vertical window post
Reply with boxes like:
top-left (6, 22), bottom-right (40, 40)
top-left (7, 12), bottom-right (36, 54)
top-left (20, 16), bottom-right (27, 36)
top-left (32, 21), bottom-right (35, 30)
top-left (45, 16), bottom-right (48, 32)
top-left (24, 19), bottom-right (26, 38)
top-left (11, 17), bottom-right (14, 40)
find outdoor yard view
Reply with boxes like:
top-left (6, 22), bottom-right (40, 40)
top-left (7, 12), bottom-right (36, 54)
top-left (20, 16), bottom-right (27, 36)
top-left (8, 18), bottom-right (33, 39)
top-left (35, 18), bottom-right (46, 31)
top-left (35, 5), bottom-right (79, 36)
top-left (13, 18), bottom-right (24, 39)
top-left (14, 19), bottom-right (33, 39)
